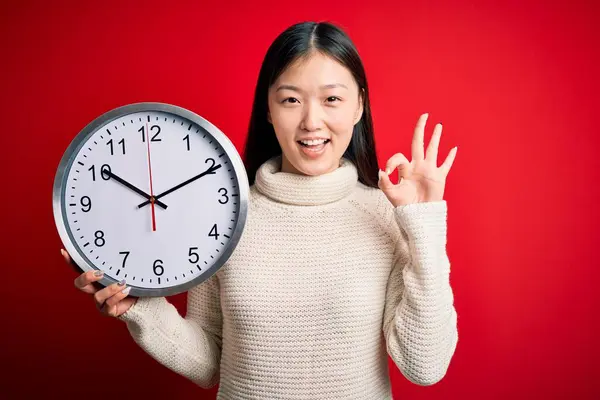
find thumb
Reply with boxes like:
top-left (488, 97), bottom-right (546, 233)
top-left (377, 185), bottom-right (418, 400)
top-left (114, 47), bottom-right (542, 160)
top-left (395, 163), bottom-right (412, 180)
top-left (378, 169), bottom-right (394, 191)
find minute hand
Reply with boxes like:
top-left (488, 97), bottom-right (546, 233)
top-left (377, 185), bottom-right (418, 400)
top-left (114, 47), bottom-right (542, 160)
top-left (137, 164), bottom-right (222, 208)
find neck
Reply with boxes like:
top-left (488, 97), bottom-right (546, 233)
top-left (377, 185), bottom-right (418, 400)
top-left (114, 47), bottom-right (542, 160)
top-left (254, 154), bottom-right (358, 206)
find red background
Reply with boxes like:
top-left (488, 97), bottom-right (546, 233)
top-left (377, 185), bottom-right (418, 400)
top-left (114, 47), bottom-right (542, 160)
top-left (1, 0), bottom-right (598, 398)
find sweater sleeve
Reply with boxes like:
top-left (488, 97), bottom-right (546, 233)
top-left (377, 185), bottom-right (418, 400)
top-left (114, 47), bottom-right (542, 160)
top-left (382, 199), bottom-right (458, 386)
top-left (116, 273), bottom-right (223, 388)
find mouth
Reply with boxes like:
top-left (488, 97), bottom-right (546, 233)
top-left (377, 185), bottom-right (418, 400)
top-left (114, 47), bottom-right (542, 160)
top-left (296, 139), bottom-right (330, 156)
top-left (297, 139), bottom-right (331, 148)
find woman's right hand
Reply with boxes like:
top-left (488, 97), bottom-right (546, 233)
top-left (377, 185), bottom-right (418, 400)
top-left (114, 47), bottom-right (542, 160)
top-left (61, 249), bottom-right (137, 318)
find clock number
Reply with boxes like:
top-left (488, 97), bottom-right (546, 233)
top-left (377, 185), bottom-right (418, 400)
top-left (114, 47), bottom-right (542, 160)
top-left (80, 196), bottom-right (92, 212)
top-left (119, 251), bottom-right (130, 268)
top-left (138, 125), bottom-right (162, 142)
top-left (218, 188), bottom-right (229, 204)
top-left (100, 164), bottom-right (111, 180)
top-left (188, 247), bottom-right (199, 263)
top-left (151, 125), bottom-right (161, 141)
top-left (183, 134), bottom-right (190, 151)
top-left (88, 164), bottom-right (111, 181)
top-left (209, 224), bottom-right (220, 240)
top-left (205, 157), bottom-right (216, 171)
top-left (153, 259), bottom-right (164, 276)
top-left (94, 230), bottom-right (105, 247)
top-left (107, 138), bottom-right (126, 155)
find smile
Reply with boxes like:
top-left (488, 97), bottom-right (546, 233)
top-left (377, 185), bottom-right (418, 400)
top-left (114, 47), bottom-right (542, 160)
top-left (296, 139), bottom-right (330, 158)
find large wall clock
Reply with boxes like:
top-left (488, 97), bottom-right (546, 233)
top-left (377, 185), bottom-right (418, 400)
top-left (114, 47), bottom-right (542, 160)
top-left (53, 102), bottom-right (248, 297)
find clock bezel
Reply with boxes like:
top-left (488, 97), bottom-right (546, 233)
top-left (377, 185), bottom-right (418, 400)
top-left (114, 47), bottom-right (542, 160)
top-left (52, 102), bottom-right (249, 297)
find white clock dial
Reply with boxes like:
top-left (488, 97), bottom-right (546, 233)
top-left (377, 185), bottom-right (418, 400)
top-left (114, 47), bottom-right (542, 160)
top-left (53, 103), bottom-right (248, 297)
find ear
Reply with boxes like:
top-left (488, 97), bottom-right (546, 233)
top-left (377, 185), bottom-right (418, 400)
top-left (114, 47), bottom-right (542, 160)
top-left (267, 111), bottom-right (272, 124)
top-left (353, 88), bottom-right (365, 125)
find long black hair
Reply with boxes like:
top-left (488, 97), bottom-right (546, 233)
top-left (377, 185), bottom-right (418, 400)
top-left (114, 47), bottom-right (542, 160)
top-left (243, 21), bottom-right (379, 188)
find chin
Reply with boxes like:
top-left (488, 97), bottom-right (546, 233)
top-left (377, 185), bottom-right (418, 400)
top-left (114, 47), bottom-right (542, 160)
top-left (291, 156), bottom-right (339, 176)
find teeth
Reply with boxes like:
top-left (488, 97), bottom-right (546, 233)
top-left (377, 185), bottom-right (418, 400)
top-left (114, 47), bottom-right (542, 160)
top-left (300, 139), bottom-right (328, 146)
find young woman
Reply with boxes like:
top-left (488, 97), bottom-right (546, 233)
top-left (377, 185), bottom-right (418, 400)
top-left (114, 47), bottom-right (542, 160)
top-left (64, 21), bottom-right (458, 399)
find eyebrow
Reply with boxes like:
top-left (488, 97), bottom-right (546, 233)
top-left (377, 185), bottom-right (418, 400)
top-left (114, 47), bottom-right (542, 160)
top-left (275, 83), bottom-right (349, 92)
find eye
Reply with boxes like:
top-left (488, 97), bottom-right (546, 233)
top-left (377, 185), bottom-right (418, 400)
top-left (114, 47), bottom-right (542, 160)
top-left (282, 97), bottom-right (299, 104)
top-left (326, 96), bottom-right (341, 103)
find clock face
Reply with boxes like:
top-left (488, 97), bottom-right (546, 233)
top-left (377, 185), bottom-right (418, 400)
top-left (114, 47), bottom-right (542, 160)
top-left (53, 103), bottom-right (248, 297)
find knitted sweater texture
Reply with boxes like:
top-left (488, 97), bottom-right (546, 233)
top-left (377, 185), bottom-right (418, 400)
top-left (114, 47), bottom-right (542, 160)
top-left (118, 155), bottom-right (458, 399)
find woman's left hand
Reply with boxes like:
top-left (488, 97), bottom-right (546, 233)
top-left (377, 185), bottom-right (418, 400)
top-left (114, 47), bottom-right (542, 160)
top-left (378, 113), bottom-right (458, 207)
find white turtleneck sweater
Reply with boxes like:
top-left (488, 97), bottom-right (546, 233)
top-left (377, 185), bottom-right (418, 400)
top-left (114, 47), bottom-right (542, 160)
top-left (117, 155), bottom-right (458, 399)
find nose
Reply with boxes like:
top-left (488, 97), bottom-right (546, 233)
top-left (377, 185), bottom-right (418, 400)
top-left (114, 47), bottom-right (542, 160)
top-left (300, 101), bottom-right (324, 131)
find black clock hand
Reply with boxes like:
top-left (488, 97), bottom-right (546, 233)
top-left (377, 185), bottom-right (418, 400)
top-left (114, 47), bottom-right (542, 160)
top-left (102, 168), bottom-right (168, 209)
top-left (137, 164), bottom-right (221, 208)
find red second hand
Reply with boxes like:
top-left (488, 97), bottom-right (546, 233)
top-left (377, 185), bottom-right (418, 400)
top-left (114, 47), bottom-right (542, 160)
top-left (145, 122), bottom-right (157, 231)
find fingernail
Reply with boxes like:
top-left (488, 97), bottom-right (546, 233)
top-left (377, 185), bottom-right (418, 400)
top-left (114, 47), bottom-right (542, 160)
top-left (385, 168), bottom-right (391, 175)
top-left (118, 279), bottom-right (126, 286)
top-left (94, 270), bottom-right (104, 277)
top-left (60, 249), bottom-right (66, 257)
top-left (121, 286), bottom-right (131, 295)
top-left (378, 170), bottom-right (383, 180)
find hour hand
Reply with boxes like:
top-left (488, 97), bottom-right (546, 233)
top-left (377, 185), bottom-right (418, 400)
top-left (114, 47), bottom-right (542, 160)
top-left (102, 168), bottom-right (168, 209)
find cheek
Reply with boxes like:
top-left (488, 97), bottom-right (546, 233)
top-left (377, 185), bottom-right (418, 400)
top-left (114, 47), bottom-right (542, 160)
top-left (270, 101), bottom-right (296, 126)
top-left (326, 108), bottom-right (356, 140)
top-left (271, 113), bottom-right (298, 146)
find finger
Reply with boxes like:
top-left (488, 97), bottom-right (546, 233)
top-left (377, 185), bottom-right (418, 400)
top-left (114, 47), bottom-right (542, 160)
top-left (94, 280), bottom-right (127, 311)
top-left (61, 248), bottom-right (80, 273)
top-left (385, 153), bottom-right (412, 180)
top-left (412, 113), bottom-right (428, 161)
top-left (425, 123), bottom-right (442, 165)
top-left (378, 169), bottom-right (395, 191)
top-left (60, 248), bottom-right (71, 264)
top-left (103, 286), bottom-right (132, 317)
top-left (61, 249), bottom-right (92, 284)
top-left (440, 146), bottom-right (458, 175)
top-left (74, 269), bottom-right (104, 294)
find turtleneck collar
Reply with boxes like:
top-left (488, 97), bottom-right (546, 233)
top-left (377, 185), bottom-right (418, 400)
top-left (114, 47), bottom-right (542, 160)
top-left (254, 155), bottom-right (358, 206)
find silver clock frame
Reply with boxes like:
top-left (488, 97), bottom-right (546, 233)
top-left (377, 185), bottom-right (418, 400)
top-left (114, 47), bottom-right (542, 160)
top-left (53, 102), bottom-right (249, 297)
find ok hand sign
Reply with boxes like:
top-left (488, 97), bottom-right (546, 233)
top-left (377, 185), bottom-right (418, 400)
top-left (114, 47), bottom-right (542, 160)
top-left (378, 113), bottom-right (458, 207)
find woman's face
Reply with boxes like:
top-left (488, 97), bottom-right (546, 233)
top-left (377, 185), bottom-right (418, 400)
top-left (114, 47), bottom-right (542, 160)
top-left (267, 52), bottom-right (364, 176)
